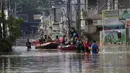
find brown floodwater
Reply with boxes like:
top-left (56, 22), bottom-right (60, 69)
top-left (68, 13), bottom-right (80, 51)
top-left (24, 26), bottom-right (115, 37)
top-left (0, 46), bottom-right (130, 73)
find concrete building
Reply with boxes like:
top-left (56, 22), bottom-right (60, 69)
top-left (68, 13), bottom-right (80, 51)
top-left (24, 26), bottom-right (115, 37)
top-left (48, 0), bottom-right (130, 40)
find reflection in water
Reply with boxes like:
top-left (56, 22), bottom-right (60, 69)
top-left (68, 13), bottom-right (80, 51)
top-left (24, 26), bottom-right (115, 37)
top-left (91, 54), bottom-right (99, 68)
top-left (0, 46), bottom-right (130, 73)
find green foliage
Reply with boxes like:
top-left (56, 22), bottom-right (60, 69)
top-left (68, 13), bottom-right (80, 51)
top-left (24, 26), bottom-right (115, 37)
top-left (0, 38), bottom-right (13, 52)
top-left (104, 30), bottom-right (126, 44)
top-left (8, 16), bottom-right (24, 39)
top-left (0, 12), bottom-right (24, 53)
top-left (81, 9), bottom-right (88, 17)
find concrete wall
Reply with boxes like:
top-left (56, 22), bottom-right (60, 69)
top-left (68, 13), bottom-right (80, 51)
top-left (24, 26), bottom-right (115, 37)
top-left (82, 25), bottom-right (97, 33)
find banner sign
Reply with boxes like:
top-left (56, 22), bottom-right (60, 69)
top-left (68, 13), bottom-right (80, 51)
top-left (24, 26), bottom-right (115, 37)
top-left (102, 10), bottom-right (118, 18)
top-left (104, 29), bottom-right (126, 44)
top-left (104, 24), bottom-right (125, 30)
top-left (102, 10), bottom-right (119, 25)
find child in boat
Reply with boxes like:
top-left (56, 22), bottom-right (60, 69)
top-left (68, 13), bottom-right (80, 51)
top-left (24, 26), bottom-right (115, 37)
top-left (55, 35), bottom-right (60, 45)
top-left (60, 35), bottom-right (66, 45)
top-left (26, 38), bottom-right (31, 51)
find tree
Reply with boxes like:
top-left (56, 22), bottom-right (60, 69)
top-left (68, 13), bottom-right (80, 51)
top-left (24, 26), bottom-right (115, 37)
top-left (8, 16), bottom-right (23, 39)
top-left (0, 14), bottom-right (24, 53)
top-left (0, 13), bottom-right (2, 39)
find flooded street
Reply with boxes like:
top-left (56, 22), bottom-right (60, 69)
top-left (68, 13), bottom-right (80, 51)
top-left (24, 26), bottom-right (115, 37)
top-left (0, 46), bottom-right (130, 73)
top-left (0, 0), bottom-right (129, 73)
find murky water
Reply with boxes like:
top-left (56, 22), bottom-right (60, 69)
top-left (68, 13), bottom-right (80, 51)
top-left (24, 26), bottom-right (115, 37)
top-left (0, 46), bottom-right (130, 73)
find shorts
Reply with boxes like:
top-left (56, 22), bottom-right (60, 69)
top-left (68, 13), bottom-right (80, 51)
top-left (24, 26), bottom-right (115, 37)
top-left (84, 48), bottom-right (90, 53)
top-left (27, 46), bottom-right (31, 49)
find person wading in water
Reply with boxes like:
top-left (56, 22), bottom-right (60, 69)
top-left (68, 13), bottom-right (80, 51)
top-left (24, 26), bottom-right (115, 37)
top-left (83, 40), bottom-right (91, 61)
top-left (26, 38), bottom-right (31, 51)
top-left (91, 40), bottom-right (99, 54)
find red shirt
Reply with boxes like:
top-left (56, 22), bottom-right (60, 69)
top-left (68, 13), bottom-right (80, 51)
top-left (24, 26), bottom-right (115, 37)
top-left (60, 37), bottom-right (65, 43)
top-left (84, 42), bottom-right (91, 48)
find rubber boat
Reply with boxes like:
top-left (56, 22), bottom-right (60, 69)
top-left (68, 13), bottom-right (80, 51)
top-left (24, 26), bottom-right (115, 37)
top-left (57, 45), bottom-right (77, 51)
top-left (35, 42), bottom-right (58, 49)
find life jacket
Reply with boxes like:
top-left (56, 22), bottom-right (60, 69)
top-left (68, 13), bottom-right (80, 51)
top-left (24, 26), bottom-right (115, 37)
top-left (60, 37), bottom-right (65, 43)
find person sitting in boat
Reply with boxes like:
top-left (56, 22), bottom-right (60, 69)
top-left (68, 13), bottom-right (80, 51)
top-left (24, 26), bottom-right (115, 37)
top-left (55, 35), bottom-right (60, 45)
top-left (76, 37), bottom-right (82, 53)
top-left (47, 36), bottom-right (53, 42)
top-left (59, 35), bottom-right (67, 50)
top-left (60, 34), bottom-right (66, 45)
top-left (72, 32), bottom-right (79, 45)
top-left (44, 35), bottom-right (47, 42)
top-left (26, 38), bottom-right (31, 51)
top-left (39, 36), bottom-right (45, 44)
top-left (70, 33), bottom-right (76, 45)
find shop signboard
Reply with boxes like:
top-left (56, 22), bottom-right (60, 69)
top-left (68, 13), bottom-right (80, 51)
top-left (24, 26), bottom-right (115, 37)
top-left (102, 10), bottom-right (126, 44)
top-left (102, 10), bottom-right (119, 25)
top-left (104, 29), bottom-right (126, 44)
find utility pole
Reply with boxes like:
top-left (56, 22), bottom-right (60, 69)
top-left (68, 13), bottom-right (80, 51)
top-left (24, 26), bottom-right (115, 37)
top-left (84, 0), bottom-right (88, 12)
top-left (49, 0), bottom-right (52, 8)
top-left (107, 0), bottom-right (110, 10)
top-left (67, 0), bottom-right (71, 39)
top-left (76, 0), bottom-right (81, 34)
top-left (14, 2), bottom-right (17, 18)
top-left (0, 2), bottom-right (2, 39)
top-left (2, 0), bottom-right (6, 38)
top-left (112, 0), bottom-right (114, 9)
top-left (107, 0), bottom-right (115, 10)
top-left (114, 0), bottom-right (118, 10)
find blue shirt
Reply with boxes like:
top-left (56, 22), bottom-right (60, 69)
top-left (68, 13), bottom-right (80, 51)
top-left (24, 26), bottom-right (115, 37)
top-left (91, 43), bottom-right (99, 54)
top-left (76, 40), bottom-right (81, 46)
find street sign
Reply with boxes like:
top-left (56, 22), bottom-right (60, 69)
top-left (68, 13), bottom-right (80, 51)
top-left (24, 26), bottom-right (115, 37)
top-left (102, 10), bottom-right (119, 25)
top-left (102, 10), bottom-right (118, 18)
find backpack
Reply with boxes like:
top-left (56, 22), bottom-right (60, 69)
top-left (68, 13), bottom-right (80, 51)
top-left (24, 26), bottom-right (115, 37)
top-left (91, 44), bottom-right (99, 53)
top-left (92, 44), bottom-right (98, 49)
